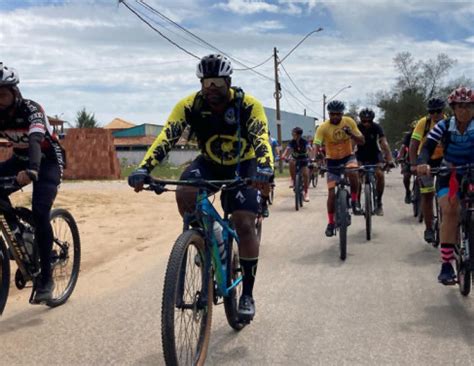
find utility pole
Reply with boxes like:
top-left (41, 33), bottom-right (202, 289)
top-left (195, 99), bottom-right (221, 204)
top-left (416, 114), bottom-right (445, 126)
top-left (322, 94), bottom-right (327, 121)
top-left (273, 47), bottom-right (283, 173)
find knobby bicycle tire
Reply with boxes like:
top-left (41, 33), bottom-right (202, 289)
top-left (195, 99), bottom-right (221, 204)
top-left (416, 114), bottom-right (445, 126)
top-left (162, 230), bottom-right (212, 366)
top-left (46, 209), bottom-right (81, 308)
top-left (0, 237), bottom-right (10, 316)
top-left (295, 173), bottom-right (301, 211)
top-left (337, 189), bottom-right (348, 261)
top-left (364, 183), bottom-right (372, 241)
top-left (223, 235), bottom-right (246, 331)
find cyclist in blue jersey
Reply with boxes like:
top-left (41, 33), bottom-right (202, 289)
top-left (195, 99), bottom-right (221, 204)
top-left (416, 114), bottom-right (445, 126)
top-left (417, 87), bottom-right (474, 285)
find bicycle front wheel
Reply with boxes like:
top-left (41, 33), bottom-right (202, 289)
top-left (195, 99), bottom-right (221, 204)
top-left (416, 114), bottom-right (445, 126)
top-left (162, 230), bottom-right (213, 366)
top-left (0, 238), bottom-right (10, 315)
top-left (412, 181), bottom-right (421, 218)
top-left (47, 208), bottom-right (81, 308)
top-left (224, 236), bottom-right (246, 331)
top-left (336, 190), bottom-right (349, 261)
top-left (364, 184), bottom-right (372, 241)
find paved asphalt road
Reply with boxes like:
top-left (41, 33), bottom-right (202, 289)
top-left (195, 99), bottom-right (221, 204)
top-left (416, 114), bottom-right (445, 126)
top-left (1, 174), bottom-right (473, 365)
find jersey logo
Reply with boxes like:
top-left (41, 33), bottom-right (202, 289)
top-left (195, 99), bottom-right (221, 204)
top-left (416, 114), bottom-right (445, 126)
top-left (333, 128), bottom-right (347, 142)
top-left (205, 134), bottom-right (250, 165)
top-left (235, 190), bottom-right (246, 204)
top-left (0, 130), bottom-right (29, 147)
top-left (224, 108), bottom-right (237, 125)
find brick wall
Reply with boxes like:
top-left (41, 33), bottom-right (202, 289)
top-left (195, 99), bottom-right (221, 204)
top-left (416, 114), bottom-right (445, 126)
top-left (0, 130), bottom-right (121, 179)
top-left (62, 128), bottom-right (121, 179)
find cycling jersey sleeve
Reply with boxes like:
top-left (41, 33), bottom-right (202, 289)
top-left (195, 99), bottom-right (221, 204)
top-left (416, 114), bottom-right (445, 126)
top-left (402, 132), bottom-right (411, 147)
top-left (25, 101), bottom-right (48, 172)
top-left (314, 125), bottom-right (325, 146)
top-left (139, 94), bottom-right (195, 171)
top-left (417, 120), bottom-right (446, 164)
top-left (376, 124), bottom-right (385, 138)
top-left (28, 132), bottom-right (44, 172)
top-left (411, 117), bottom-right (426, 142)
top-left (348, 117), bottom-right (363, 137)
top-left (244, 95), bottom-right (274, 170)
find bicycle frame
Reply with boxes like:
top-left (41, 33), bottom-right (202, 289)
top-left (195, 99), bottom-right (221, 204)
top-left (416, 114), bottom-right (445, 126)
top-left (174, 185), bottom-right (244, 299)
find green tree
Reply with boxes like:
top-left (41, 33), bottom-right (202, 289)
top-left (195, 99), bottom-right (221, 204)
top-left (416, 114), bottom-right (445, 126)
top-left (75, 107), bottom-right (99, 128)
top-left (346, 103), bottom-right (360, 121)
top-left (377, 52), bottom-right (458, 144)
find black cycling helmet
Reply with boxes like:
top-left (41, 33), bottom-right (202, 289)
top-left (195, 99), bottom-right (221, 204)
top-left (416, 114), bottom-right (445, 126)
top-left (0, 62), bottom-right (19, 86)
top-left (196, 54), bottom-right (233, 79)
top-left (292, 127), bottom-right (303, 135)
top-left (327, 100), bottom-right (345, 113)
top-left (359, 108), bottom-right (375, 120)
top-left (427, 97), bottom-right (445, 111)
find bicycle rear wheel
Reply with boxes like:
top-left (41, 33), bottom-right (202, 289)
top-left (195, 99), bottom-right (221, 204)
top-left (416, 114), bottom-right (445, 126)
top-left (224, 236), bottom-right (246, 331)
top-left (0, 238), bottom-right (10, 315)
top-left (336, 190), bottom-right (349, 261)
top-left (255, 216), bottom-right (263, 244)
top-left (294, 173), bottom-right (301, 211)
top-left (268, 185), bottom-right (274, 205)
top-left (364, 184), bottom-right (372, 241)
top-left (47, 209), bottom-right (81, 308)
top-left (162, 230), bottom-right (212, 366)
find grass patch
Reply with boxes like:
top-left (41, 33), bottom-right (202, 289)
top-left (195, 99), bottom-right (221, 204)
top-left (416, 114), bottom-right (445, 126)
top-left (121, 163), bottom-right (186, 179)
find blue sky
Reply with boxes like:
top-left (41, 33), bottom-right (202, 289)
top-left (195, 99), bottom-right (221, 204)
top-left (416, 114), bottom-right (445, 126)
top-left (1, 0), bottom-right (473, 125)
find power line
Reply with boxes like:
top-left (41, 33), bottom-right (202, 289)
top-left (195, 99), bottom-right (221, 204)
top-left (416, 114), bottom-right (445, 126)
top-left (124, 0), bottom-right (274, 82)
top-left (279, 62), bottom-right (320, 103)
top-left (120, 0), bottom-right (201, 59)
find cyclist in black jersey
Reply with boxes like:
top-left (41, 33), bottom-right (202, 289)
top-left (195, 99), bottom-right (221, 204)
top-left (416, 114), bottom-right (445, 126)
top-left (355, 108), bottom-right (395, 215)
top-left (128, 54), bottom-right (273, 321)
top-left (398, 126), bottom-right (415, 204)
top-left (0, 63), bottom-right (65, 303)
top-left (281, 127), bottom-right (311, 202)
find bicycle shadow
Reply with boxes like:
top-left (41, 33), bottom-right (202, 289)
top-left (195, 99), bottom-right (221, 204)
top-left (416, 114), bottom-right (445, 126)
top-left (0, 306), bottom-right (46, 334)
top-left (133, 353), bottom-right (162, 366)
top-left (399, 293), bottom-right (474, 346)
top-left (291, 243), bottom-right (349, 267)
top-left (206, 324), bottom-right (249, 364)
top-left (401, 246), bottom-right (438, 267)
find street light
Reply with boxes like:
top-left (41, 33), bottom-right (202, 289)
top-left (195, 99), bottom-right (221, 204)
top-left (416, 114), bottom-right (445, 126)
top-left (274, 27), bottom-right (323, 172)
top-left (322, 85), bottom-right (352, 121)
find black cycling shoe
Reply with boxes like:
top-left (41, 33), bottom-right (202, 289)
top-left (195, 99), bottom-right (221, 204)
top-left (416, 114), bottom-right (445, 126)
top-left (261, 203), bottom-right (269, 218)
top-left (238, 295), bottom-right (255, 322)
top-left (325, 223), bottom-right (335, 237)
top-left (32, 276), bottom-right (54, 304)
top-left (351, 201), bottom-right (363, 216)
top-left (404, 192), bottom-right (411, 204)
top-left (375, 203), bottom-right (384, 216)
top-left (424, 228), bottom-right (435, 244)
top-left (438, 263), bottom-right (456, 285)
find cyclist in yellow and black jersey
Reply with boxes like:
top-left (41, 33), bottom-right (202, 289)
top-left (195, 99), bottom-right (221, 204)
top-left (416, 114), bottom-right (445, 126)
top-left (409, 97), bottom-right (446, 244)
top-left (129, 54), bottom-right (273, 322)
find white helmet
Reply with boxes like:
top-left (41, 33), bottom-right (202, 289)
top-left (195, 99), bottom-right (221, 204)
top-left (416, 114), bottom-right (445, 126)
top-left (0, 63), bottom-right (19, 86)
top-left (196, 54), bottom-right (233, 79)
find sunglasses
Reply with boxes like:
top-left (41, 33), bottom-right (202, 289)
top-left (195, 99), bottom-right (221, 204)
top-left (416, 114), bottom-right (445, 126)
top-left (201, 78), bottom-right (227, 88)
top-left (329, 112), bottom-right (343, 116)
top-left (455, 104), bottom-right (474, 109)
top-left (428, 109), bottom-right (443, 114)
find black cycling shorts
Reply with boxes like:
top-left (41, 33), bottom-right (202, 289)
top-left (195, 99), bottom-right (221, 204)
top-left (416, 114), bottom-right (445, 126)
top-left (180, 156), bottom-right (260, 214)
top-left (357, 151), bottom-right (383, 165)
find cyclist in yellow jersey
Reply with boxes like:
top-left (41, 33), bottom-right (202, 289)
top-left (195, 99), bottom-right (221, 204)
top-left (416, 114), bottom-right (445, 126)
top-left (128, 54), bottom-right (273, 321)
top-left (409, 97), bottom-right (446, 244)
top-left (314, 100), bottom-right (365, 237)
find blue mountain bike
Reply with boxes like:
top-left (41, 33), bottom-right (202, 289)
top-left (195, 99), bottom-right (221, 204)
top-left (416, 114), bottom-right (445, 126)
top-left (145, 177), bottom-right (253, 366)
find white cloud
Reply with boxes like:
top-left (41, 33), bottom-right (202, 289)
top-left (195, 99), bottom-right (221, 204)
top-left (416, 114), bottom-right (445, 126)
top-left (241, 20), bottom-right (286, 33)
top-left (1, 1), bottom-right (472, 127)
top-left (214, 0), bottom-right (279, 14)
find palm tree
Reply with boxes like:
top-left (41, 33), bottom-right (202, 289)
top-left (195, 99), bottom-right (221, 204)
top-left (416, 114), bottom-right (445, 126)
top-left (75, 107), bottom-right (99, 128)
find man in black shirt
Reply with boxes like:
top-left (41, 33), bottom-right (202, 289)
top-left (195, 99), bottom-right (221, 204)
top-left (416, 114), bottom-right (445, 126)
top-left (356, 108), bottom-right (395, 215)
top-left (0, 63), bottom-right (65, 303)
top-left (281, 127), bottom-right (311, 202)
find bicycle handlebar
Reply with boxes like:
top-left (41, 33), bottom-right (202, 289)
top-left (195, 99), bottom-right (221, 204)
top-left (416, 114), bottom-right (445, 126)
top-left (428, 163), bottom-right (474, 175)
top-left (144, 177), bottom-right (253, 195)
top-left (0, 176), bottom-right (19, 190)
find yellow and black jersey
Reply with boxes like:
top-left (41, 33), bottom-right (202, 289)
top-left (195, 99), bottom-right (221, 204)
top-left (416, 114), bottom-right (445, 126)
top-left (140, 88), bottom-right (273, 171)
